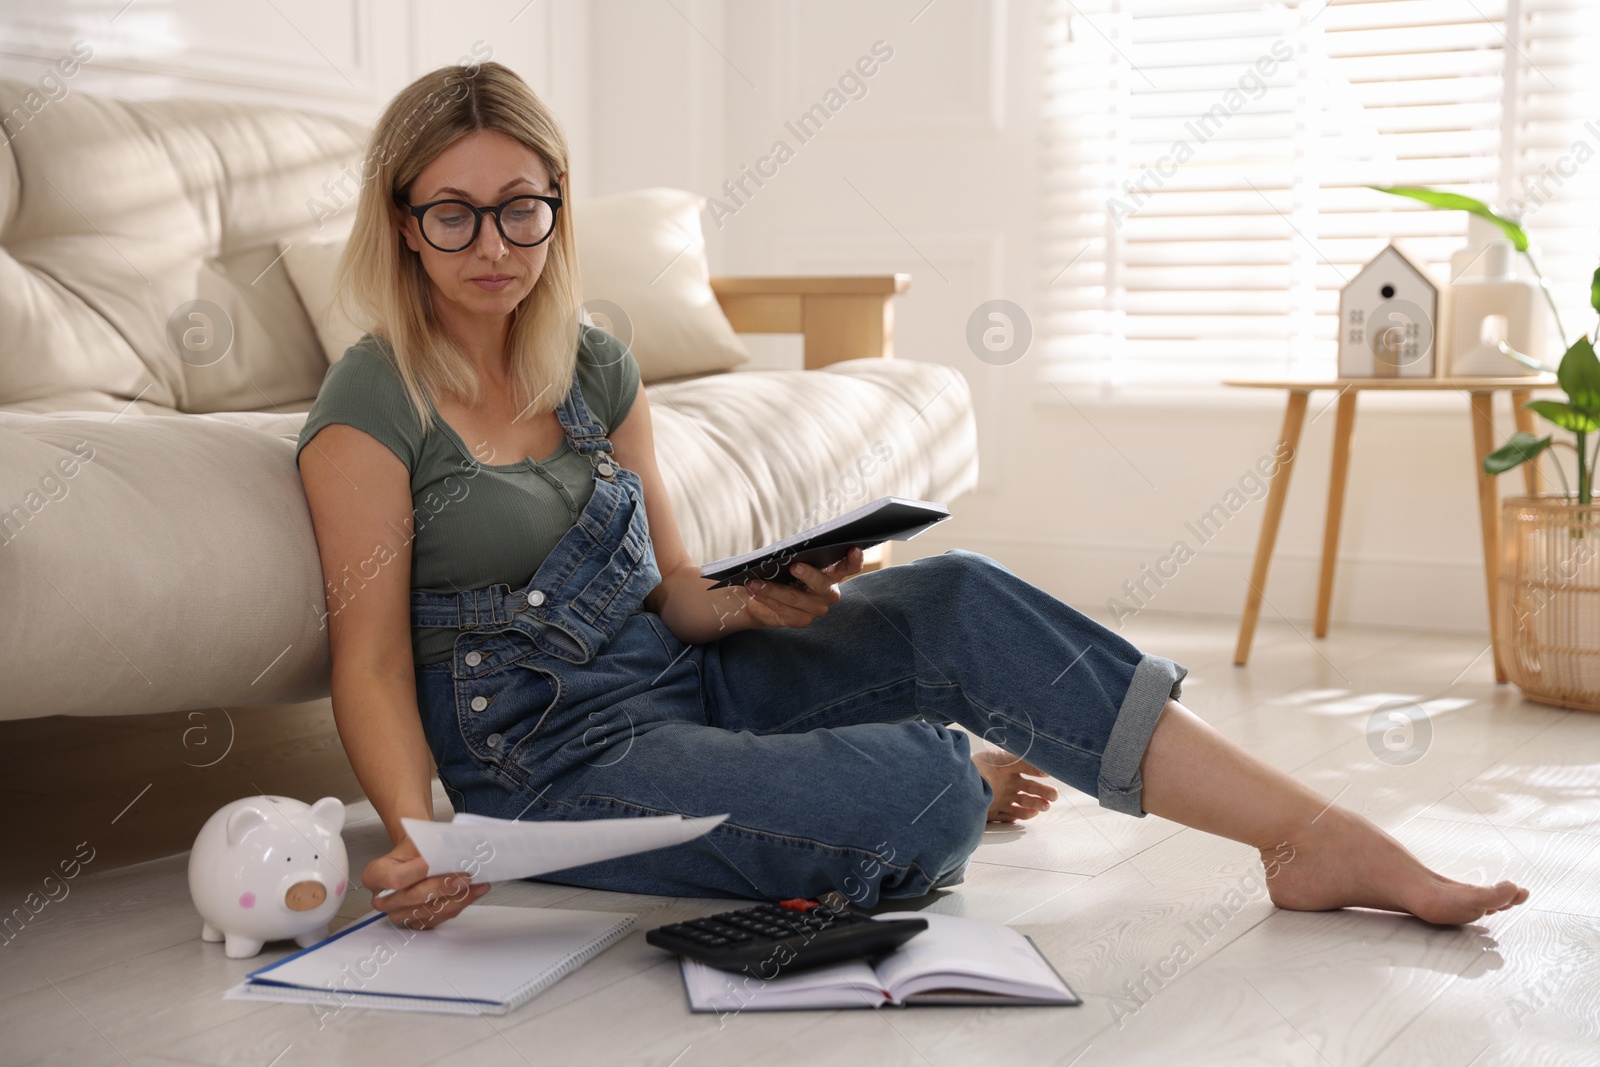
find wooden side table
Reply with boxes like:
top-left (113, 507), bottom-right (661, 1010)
top-left (1225, 375), bottom-right (1558, 682)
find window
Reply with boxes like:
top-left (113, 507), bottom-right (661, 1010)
top-left (1039, 0), bottom-right (1600, 391)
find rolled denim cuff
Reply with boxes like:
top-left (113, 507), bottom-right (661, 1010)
top-left (1097, 653), bottom-right (1186, 817)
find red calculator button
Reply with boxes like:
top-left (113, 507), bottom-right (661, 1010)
top-left (778, 898), bottom-right (819, 912)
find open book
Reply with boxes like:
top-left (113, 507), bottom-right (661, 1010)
top-left (700, 495), bottom-right (950, 589)
top-left (679, 911), bottom-right (1079, 1011)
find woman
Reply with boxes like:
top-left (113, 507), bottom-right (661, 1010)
top-left (296, 62), bottom-right (1528, 933)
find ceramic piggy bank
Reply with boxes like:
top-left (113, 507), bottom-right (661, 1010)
top-left (188, 795), bottom-right (349, 959)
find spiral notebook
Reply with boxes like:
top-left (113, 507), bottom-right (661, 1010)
top-left (222, 905), bottom-right (635, 1016)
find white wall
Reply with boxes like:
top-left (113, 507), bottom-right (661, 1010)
top-left (589, 0), bottom-right (1502, 636)
top-left (0, 0), bottom-right (1504, 634)
top-left (0, 0), bottom-right (595, 194)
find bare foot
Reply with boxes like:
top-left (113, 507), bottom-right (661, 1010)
top-left (971, 750), bottom-right (1060, 824)
top-left (1262, 806), bottom-right (1530, 925)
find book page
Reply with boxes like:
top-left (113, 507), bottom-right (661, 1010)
top-left (869, 912), bottom-right (1074, 1003)
top-left (681, 956), bottom-right (887, 1012)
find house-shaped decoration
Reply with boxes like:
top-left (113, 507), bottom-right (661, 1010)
top-left (1338, 243), bottom-right (1438, 378)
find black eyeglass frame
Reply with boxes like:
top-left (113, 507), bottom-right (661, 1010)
top-left (397, 188), bottom-right (564, 253)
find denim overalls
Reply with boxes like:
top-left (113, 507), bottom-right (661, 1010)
top-left (411, 370), bottom-right (1187, 908)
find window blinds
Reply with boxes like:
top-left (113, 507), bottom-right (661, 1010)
top-left (1039, 0), bottom-right (1600, 390)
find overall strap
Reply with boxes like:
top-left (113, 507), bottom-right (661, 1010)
top-left (408, 362), bottom-right (633, 638)
top-left (555, 367), bottom-right (613, 457)
top-left (410, 583), bottom-right (532, 629)
top-left (554, 366), bottom-right (620, 480)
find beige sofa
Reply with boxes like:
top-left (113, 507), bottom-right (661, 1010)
top-left (0, 79), bottom-right (979, 721)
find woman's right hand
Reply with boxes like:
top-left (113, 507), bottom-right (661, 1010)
top-left (363, 835), bottom-right (490, 930)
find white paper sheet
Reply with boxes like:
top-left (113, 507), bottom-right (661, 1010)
top-left (400, 811), bottom-right (730, 882)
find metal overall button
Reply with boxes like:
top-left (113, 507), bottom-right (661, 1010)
top-left (462, 662), bottom-right (562, 768)
top-left (526, 590), bottom-right (546, 608)
top-left (464, 651), bottom-right (483, 667)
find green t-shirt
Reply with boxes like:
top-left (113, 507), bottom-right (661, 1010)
top-left (295, 327), bottom-right (642, 667)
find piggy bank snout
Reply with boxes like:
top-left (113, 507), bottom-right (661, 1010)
top-left (284, 879), bottom-right (328, 912)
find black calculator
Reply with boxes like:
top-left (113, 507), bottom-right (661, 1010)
top-left (645, 895), bottom-right (929, 975)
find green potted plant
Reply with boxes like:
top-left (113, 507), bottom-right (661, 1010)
top-left (1482, 283), bottom-right (1600, 712)
top-left (1376, 186), bottom-right (1600, 710)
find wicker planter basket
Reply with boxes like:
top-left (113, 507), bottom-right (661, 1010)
top-left (1499, 494), bottom-right (1600, 711)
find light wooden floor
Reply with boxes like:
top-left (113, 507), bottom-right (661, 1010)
top-left (2, 612), bottom-right (1597, 1067)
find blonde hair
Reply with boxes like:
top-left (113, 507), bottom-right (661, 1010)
top-left (333, 61), bottom-right (582, 431)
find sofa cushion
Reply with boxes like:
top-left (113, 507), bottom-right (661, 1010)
top-left (279, 188), bottom-right (750, 384)
top-left (0, 409), bottom-right (331, 718)
top-left (0, 78), bottom-right (365, 413)
top-left (0, 390), bottom-right (189, 417)
top-left (568, 188), bottom-right (749, 382)
top-left (0, 359), bottom-right (977, 719)
top-left (278, 234), bottom-right (363, 366)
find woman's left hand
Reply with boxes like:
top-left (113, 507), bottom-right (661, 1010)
top-left (743, 546), bottom-right (865, 629)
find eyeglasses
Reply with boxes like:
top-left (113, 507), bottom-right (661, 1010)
top-left (398, 189), bottom-right (563, 253)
